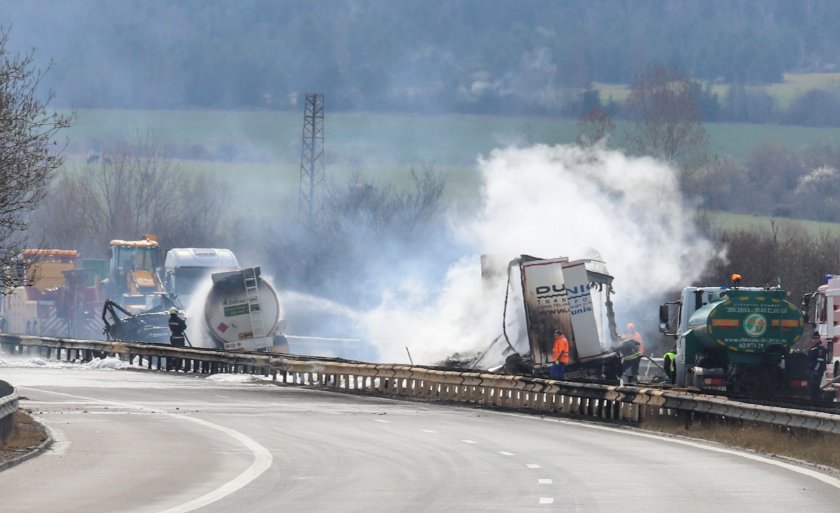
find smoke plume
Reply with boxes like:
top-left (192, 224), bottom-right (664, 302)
top-left (359, 143), bottom-right (714, 365)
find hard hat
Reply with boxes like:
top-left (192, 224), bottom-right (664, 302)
top-left (169, 307), bottom-right (178, 314)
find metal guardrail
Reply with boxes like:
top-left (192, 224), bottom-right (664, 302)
top-left (1, 333), bottom-right (839, 435)
top-left (0, 380), bottom-right (20, 443)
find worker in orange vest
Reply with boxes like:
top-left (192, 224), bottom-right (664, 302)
top-left (625, 322), bottom-right (645, 355)
top-left (550, 329), bottom-right (570, 379)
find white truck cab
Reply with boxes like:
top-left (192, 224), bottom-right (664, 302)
top-left (163, 248), bottom-right (239, 308)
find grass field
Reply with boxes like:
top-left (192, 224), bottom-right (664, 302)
top-left (59, 107), bottom-right (840, 225)
top-left (703, 211), bottom-right (840, 238)
top-left (597, 72), bottom-right (840, 110)
top-left (64, 108), bottom-right (840, 168)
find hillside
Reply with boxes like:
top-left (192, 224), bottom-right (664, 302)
top-left (3, 1), bottom-right (840, 113)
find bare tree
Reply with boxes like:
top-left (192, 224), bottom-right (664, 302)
top-left (0, 28), bottom-right (72, 291)
top-left (699, 223), bottom-right (840, 304)
top-left (259, 165), bottom-right (449, 301)
top-left (623, 66), bottom-right (708, 174)
top-left (33, 136), bottom-right (227, 257)
top-left (576, 107), bottom-right (614, 147)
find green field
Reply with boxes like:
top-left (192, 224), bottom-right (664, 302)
top-left (59, 107), bottom-right (840, 214)
top-left (64, 108), bottom-right (840, 166)
top-left (703, 211), bottom-right (840, 238)
top-left (597, 72), bottom-right (840, 110)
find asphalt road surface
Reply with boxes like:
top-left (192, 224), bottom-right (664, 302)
top-left (0, 365), bottom-right (838, 512)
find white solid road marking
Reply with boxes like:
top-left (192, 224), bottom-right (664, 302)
top-left (498, 451), bottom-right (515, 456)
top-left (539, 497), bottom-right (554, 504)
top-left (462, 439), bottom-right (479, 444)
top-left (155, 416), bottom-right (273, 513)
top-left (374, 418), bottom-right (391, 423)
top-left (526, 463), bottom-right (541, 469)
top-left (22, 387), bottom-right (274, 513)
top-left (538, 478), bottom-right (553, 484)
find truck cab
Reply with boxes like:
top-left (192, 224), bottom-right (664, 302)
top-left (801, 275), bottom-right (840, 400)
top-left (660, 286), bottom-right (738, 389)
top-left (163, 248), bottom-right (239, 308)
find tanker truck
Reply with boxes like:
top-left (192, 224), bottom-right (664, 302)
top-left (659, 278), bottom-right (809, 396)
top-left (103, 266), bottom-right (287, 353)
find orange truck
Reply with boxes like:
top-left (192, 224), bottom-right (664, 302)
top-left (0, 249), bottom-right (103, 338)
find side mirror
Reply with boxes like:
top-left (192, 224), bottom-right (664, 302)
top-left (800, 294), bottom-right (811, 323)
top-left (658, 304), bottom-right (669, 326)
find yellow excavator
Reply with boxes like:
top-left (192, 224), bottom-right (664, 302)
top-left (100, 235), bottom-right (166, 313)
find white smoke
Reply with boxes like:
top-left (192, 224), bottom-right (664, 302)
top-left (359, 143), bottom-right (715, 365)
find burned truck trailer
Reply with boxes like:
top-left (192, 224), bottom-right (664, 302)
top-left (491, 255), bottom-right (621, 381)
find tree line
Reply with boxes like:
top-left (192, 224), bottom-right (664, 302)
top-left (4, 0), bottom-right (840, 114)
top-left (572, 82), bottom-right (840, 127)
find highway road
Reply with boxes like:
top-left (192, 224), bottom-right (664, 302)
top-left (0, 364), bottom-right (838, 512)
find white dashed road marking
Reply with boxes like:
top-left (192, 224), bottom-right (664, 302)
top-left (538, 478), bottom-right (553, 484)
top-left (498, 451), bottom-right (515, 456)
top-left (526, 463), bottom-right (541, 469)
top-left (539, 497), bottom-right (554, 504)
top-left (462, 439), bottom-right (478, 444)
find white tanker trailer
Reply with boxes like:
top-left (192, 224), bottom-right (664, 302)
top-left (203, 267), bottom-right (288, 352)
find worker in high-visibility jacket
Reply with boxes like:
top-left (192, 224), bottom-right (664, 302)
top-left (550, 329), bottom-right (570, 380)
top-left (625, 322), bottom-right (645, 355)
top-left (663, 347), bottom-right (677, 384)
top-left (615, 337), bottom-right (642, 384)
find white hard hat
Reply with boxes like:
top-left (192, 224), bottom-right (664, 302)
top-left (169, 307), bottom-right (178, 314)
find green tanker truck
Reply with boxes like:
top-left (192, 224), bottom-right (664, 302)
top-left (659, 281), bottom-right (809, 396)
